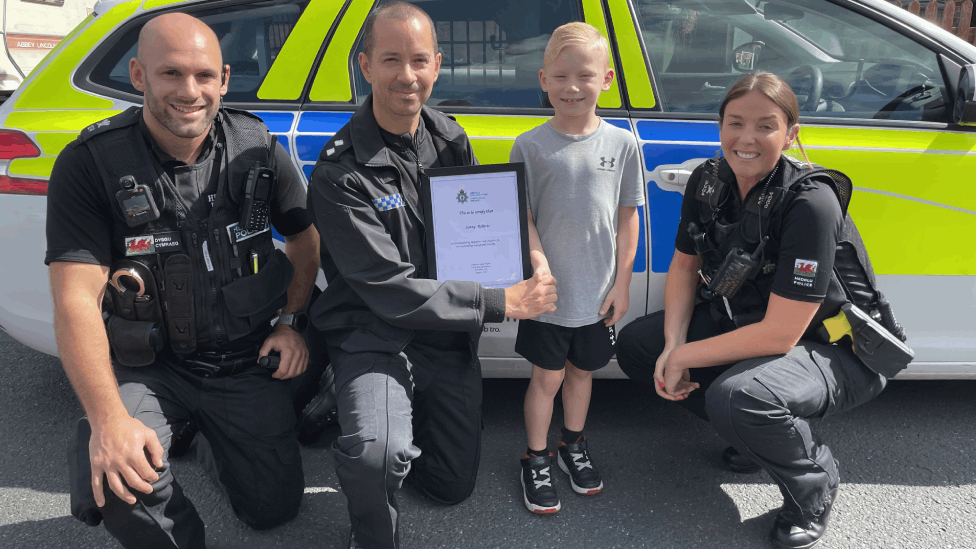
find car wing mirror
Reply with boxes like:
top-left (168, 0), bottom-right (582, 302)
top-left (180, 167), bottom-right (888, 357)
top-left (954, 64), bottom-right (976, 126)
top-left (733, 41), bottom-right (765, 72)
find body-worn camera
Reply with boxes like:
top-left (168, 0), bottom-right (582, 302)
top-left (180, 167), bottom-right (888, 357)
top-left (115, 175), bottom-right (161, 227)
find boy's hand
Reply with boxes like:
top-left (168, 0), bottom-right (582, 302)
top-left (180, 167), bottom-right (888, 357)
top-left (600, 282), bottom-right (629, 326)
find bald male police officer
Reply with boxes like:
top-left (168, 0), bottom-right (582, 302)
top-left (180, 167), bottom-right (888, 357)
top-left (306, 3), bottom-right (557, 548)
top-left (46, 13), bottom-right (319, 548)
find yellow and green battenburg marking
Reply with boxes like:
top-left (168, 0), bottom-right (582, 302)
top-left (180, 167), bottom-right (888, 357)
top-left (258, 0), bottom-right (346, 101)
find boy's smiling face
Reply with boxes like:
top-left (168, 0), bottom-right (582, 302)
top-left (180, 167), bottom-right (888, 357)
top-left (540, 43), bottom-right (613, 127)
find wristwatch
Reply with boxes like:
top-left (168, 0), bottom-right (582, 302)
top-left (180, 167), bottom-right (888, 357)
top-left (275, 312), bottom-right (309, 332)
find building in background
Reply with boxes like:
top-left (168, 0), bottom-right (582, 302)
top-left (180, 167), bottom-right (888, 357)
top-left (0, 0), bottom-right (96, 101)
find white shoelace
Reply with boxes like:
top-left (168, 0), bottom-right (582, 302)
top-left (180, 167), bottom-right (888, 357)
top-left (532, 466), bottom-right (552, 489)
top-left (571, 452), bottom-right (593, 471)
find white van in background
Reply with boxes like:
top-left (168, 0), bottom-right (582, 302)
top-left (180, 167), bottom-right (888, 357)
top-left (0, 0), bottom-right (95, 101)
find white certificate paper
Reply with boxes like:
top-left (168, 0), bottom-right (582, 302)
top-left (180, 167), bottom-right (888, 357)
top-left (426, 166), bottom-right (528, 288)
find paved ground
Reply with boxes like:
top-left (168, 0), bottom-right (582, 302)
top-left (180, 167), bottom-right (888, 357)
top-left (1, 329), bottom-right (974, 549)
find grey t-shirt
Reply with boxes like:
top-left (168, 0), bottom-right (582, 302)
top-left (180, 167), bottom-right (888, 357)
top-left (510, 119), bottom-right (644, 327)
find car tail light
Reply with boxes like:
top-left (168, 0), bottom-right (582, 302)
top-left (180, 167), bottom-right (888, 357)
top-left (0, 130), bottom-right (45, 195)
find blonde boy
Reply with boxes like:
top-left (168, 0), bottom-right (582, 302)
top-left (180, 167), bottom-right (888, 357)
top-left (511, 22), bottom-right (644, 513)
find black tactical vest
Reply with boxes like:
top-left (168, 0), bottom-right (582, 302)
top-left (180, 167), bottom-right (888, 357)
top-left (80, 107), bottom-right (292, 356)
top-left (692, 156), bottom-right (871, 338)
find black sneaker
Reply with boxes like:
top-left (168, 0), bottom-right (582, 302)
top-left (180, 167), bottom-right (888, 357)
top-left (557, 437), bottom-right (603, 495)
top-left (297, 364), bottom-right (338, 446)
top-left (520, 454), bottom-right (560, 514)
top-left (168, 421), bottom-right (198, 459)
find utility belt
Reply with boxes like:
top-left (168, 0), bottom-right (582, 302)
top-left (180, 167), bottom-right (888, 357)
top-left (180, 347), bottom-right (260, 378)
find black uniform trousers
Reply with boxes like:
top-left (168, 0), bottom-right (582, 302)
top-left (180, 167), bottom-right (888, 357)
top-left (329, 337), bottom-right (483, 549)
top-left (616, 303), bottom-right (886, 521)
top-left (68, 359), bottom-right (304, 549)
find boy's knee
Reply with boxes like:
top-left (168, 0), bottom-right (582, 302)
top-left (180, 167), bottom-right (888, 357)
top-left (530, 367), bottom-right (565, 396)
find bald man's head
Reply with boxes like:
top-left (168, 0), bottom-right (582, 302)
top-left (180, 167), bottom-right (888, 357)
top-left (137, 13), bottom-right (223, 67)
top-left (129, 13), bottom-right (229, 144)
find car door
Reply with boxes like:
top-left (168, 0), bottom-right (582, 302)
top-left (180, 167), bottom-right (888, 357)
top-left (617, 0), bottom-right (976, 376)
top-left (0, 0), bottom-right (325, 356)
top-left (301, 0), bottom-right (649, 376)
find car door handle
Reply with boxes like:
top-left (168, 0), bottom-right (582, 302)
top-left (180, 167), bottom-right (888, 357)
top-left (650, 158), bottom-right (707, 189)
top-left (701, 81), bottom-right (726, 94)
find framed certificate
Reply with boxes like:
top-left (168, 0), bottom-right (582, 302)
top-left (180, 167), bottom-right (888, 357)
top-left (422, 163), bottom-right (531, 288)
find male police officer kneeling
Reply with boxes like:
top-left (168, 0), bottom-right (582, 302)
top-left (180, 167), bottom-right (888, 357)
top-left (307, 3), bottom-right (557, 548)
top-left (46, 13), bottom-right (319, 548)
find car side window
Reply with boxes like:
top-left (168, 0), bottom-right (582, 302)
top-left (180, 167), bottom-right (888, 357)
top-left (351, 0), bottom-right (581, 108)
top-left (86, 1), bottom-right (308, 103)
top-left (635, 0), bottom-right (947, 122)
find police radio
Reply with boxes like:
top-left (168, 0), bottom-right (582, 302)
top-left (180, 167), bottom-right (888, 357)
top-left (707, 237), bottom-right (769, 299)
top-left (239, 136), bottom-right (277, 231)
top-left (115, 175), bottom-right (161, 227)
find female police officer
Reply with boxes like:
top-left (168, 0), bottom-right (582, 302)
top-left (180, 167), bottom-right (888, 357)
top-left (616, 72), bottom-right (887, 549)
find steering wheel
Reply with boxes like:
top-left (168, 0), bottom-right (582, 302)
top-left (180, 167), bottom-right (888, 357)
top-left (861, 60), bottom-right (934, 98)
top-left (788, 65), bottom-right (823, 112)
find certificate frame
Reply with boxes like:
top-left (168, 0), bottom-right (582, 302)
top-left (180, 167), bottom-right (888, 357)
top-left (421, 162), bottom-right (532, 288)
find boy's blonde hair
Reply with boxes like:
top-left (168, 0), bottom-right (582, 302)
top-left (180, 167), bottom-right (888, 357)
top-left (543, 22), bottom-right (610, 70)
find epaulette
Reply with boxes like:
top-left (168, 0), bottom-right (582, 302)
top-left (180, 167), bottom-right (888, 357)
top-left (221, 106), bottom-right (265, 123)
top-left (320, 129), bottom-right (353, 160)
top-left (78, 106), bottom-right (141, 142)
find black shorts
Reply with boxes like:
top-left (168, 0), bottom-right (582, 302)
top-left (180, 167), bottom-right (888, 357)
top-left (515, 319), bottom-right (616, 371)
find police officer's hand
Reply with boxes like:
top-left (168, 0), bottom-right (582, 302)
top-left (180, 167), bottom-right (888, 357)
top-left (504, 268), bottom-right (557, 319)
top-left (260, 325), bottom-right (308, 380)
top-left (89, 415), bottom-right (164, 507)
top-left (655, 348), bottom-right (699, 401)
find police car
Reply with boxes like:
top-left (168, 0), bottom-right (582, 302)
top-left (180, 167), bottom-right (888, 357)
top-left (1, 0), bottom-right (974, 379)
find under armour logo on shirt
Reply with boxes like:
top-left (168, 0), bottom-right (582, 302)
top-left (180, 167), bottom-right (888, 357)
top-left (600, 157), bottom-right (616, 168)
top-left (373, 193), bottom-right (404, 212)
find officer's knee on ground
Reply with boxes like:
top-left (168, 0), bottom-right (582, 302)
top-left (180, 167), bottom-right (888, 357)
top-left (233, 477), bottom-right (303, 531)
top-left (410, 470), bottom-right (476, 505)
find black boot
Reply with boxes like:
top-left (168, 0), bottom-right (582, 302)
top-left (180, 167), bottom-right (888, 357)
top-left (297, 364), bottom-right (337, 445)
top-left (769, 484), bottom-right (838, 549)
top-left (721, 446), bottom-right (762, 474)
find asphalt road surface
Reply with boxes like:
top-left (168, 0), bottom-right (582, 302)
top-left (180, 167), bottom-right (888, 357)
top-left (1, 329), bottom-right (974, 549)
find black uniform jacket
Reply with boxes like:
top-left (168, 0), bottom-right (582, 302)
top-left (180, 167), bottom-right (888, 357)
top-left (307, 96), bottom-right (506, 356)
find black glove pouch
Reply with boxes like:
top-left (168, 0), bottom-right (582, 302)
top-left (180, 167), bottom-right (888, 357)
top-left (106, 316), bottom-right (163, 367)
top-left (220, 248), bottom-right (293, 341)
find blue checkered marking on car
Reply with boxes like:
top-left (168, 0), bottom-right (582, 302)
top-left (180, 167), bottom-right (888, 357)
top-left (373, 194), bottom-right (404, 212)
